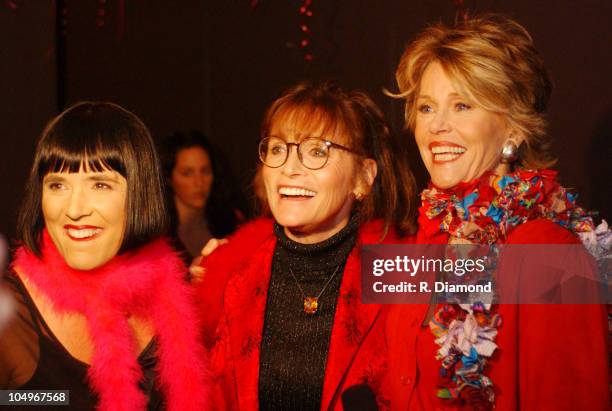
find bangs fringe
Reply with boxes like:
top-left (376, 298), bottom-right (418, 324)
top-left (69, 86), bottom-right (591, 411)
top-left (269, 103), bottom-right (345, 142)
top-left (38, 136), bottom-right (126, 177)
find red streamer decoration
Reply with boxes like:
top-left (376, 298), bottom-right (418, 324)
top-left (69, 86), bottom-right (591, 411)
top-left (96, 0), bottom-right (106, 28)
top-left (117, 0), bottom-right (126, 39)
top-left (451, 0), bottom-right (470, 22)
top-left (298, 0), bottom-right (314, 61)
top-left (59, 0), bottom-right (68, 37)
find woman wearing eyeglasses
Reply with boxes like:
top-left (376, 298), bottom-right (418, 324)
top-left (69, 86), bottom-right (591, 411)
top-left (198, 81), bottom-right (417, 410)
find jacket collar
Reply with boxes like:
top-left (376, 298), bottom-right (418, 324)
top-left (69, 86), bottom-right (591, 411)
top-left (223, 225), bottom-right (383, 410)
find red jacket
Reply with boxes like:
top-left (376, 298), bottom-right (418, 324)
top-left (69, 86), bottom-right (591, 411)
top-left (385, 219), bottom-right (609, 410)
top-left (198, 219), bottom-right (412, 410)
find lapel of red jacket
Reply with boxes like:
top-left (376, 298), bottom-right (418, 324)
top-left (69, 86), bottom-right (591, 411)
top-left (224, 235), bottom-right (276, 411)
top-left (222, 221), bottom-right (400, 410)
top-left (320, 241), bottom-right (382, 411)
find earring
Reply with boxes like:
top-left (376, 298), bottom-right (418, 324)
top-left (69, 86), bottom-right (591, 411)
top-left (354, 191), bottom-right (364, 201)
top-left (500, 140), bottom-right (518, 163)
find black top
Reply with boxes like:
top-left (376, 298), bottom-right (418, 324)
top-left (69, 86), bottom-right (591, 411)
top-left (0, 274), bottom-right (164, 410)
top-left (259, 215), bottom-right (360, 411)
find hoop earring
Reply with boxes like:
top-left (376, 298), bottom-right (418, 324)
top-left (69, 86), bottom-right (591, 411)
top-left (501, 140), bottom-right (518, 164)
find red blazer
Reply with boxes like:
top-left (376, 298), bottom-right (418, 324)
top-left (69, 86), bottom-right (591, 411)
top-left (385, 219), bottom-right (609, 410)
top-left (199, 219), bottom-right (411, 410)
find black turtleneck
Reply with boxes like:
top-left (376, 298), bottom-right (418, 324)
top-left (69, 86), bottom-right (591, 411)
top-left (258, 214), bottom-right (360, 411)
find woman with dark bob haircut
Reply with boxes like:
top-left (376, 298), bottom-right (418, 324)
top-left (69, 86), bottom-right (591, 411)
top-left (198, 81), bottom-right (418, 410)
top-left (0, 102), bottom-right (209, 410)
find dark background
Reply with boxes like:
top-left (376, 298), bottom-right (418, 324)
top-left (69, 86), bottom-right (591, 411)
top-left (1, 0), bottom-right (610, 242)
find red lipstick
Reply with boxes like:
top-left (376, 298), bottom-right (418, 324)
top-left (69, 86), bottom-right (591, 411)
top-left (64, 225), bottom-right (103, 241)
top-left (428, 141), bottom-right (467, 164)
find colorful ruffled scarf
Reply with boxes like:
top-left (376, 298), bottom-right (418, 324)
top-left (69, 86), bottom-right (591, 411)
top-left (419, 169), bottom-right (595, 244)
top-left (12, 231), bottom-right (210, 411)
top-left (421, 169), bottom-right (596, 409)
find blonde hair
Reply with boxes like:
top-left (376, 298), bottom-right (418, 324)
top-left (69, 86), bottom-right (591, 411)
top-left (392, 14), bottom-right (555, 168)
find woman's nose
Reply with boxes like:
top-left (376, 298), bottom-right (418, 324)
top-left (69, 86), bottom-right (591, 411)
top-left (281, 146), bottom-right (305, 175)
top-left (66, 187), bottom-right (93, 220)
top-left (193, 174), bottom-right (204, 188)
top-left (429, 107), bottom-right (451, 134)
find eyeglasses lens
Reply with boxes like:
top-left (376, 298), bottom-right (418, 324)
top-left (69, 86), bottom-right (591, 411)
top-left (259, 137), bottom-right (329, 169)
top-left (300, 138), bottom-right (329, 169)
top-left (259, 137), bottom-right (287, 168)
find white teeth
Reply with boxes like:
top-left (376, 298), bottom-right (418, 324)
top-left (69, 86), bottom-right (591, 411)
top-left (434, 153), bottom-right (461, 161)
top-left (431, 146), bottom-right (466, 154)
top-left (278, 187), bottom-right (316, 197)
top-left (66, 228), bottom-right (101, 239)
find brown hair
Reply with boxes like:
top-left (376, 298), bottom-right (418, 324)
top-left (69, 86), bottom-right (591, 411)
top-left (392, 14), bottom-right (555, 168)
top-left (257, 81), bottom-right (417, 237)
top-left (18, 101), bottom-right (168, 256)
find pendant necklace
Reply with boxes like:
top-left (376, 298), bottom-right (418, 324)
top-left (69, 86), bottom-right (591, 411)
top-left (288, 264), bottom-right (342, 314)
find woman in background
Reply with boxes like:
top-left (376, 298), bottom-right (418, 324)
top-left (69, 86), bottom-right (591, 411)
top-left (159, 131), bottom-right (246, 260)
top-left (387, 14), bottom-right (608, 410)
top-left (0, 102), bottom-right (208, 410)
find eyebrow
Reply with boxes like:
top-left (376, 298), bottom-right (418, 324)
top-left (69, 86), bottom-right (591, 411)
top-left (88, 175), bottom-right (120, 183)
top-left (417, 92), bottom-right (463, 100)
top-left (268, 133), bottom-right (324, 142)
top-left (43, 173), bottom-right (120, 183)
top-left (43, 175), bottom-right (66, 183)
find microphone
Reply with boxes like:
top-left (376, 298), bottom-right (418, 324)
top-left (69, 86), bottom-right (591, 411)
top-left (341, 384), bottom-right (378, 411)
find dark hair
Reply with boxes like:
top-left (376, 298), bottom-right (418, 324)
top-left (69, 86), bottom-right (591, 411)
top-left (17, 101), bottom-right (168, 256)
top-left (159, 131), bottom-right (246, 238)
top-left (258, 81), bottom-right (417, 237)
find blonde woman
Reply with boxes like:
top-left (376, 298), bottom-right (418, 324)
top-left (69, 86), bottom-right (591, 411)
top-left (386, 14), bottom-right (608, 410)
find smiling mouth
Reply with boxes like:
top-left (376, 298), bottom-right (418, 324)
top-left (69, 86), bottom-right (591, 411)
top-left (278, 186), bottom-right (317, 199)
top-left (64, 225), bottom-right (103, 241)
top-left (429, 143), bottom-right (467, 163)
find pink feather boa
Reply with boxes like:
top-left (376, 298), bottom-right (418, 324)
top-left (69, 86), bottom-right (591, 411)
top-left (12, 231), bottom-right (209, 411)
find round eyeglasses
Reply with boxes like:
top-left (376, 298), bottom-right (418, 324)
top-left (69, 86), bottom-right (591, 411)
top-left (258, 136), bottom-right (357, 170)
